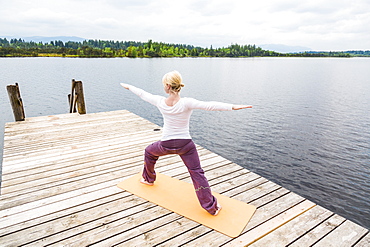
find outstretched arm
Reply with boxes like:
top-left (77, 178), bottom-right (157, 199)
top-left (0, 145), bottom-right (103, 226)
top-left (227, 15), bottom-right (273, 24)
top-left (187, 98), bottom-right (252, 111)
top-left (120, 83), bottom-right (161, 106)
top-left (232, 105), bottom-right (252, 110)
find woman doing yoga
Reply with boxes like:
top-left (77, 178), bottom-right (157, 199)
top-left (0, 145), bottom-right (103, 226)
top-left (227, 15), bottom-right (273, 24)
top-left (120, 70), bottom-right (252, 215)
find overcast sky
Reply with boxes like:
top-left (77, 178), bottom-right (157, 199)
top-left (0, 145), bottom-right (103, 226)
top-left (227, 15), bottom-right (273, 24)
top-left (1, 0), bottom-right (369, 51)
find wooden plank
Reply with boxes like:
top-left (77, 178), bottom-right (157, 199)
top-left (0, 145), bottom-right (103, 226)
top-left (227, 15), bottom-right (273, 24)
top-left (354, 232), bottom-right (370, 247)
top-left (3, 110), bottom-right (133, 130)
top-left (4, 129), bottom-right (159, 161)
top-left (313, 220), bottom-right (369, 247)
top-left (120, 216), bottom-right (200, 247)
top-left (64, 208), bottom-right (180, 247)
top-left (0, 149), bottom-right (215, 209)
top-left (2, 146), bottom-right (210, 194)
top-left (29, 202), bottom-right (163, 246)
top-left (165, 158), bottom-right (233, 183)
top-left (3, 113), bottom-right (144, 141)
top-left (2, 119), bottom-right (155, 157)
top-left (3, 120), bottom-right (155, 149)
top-left (0, 185), bottom-right (123, 229)
top-left (155, 222), bottom-right (214, 247)
top-left (1, 145), bottom-right (145, 188)
top-left (3, 116), bottom-right (145, 141)
top-left (1, 155), bottom-right (144, 202)
top-left (249, 205), bottom-right (333, 246)
top-left (3, 110), bottom-right (129, 126)
top-left (2, 133), bottom-right (174, 180)
top-left (211, 172), bottom-right (261, 195)
top-left (224, 200), bottom-right (316, 246)
top-left (0, 191), bottom-right (128, 237)
top-left (3, 127), bottom-right (158, 161)
top-left (22, 204), bottom-right (168, 246)
top-left (224, 179), bottom-right (278, 199)
top-left (192, 164), bottom-right (246, 186)
top-left (2, 132), bottom-right (161, 173)
top-left (0, 193), bottom-right (141, 246)
top-left (2, 142), bottom-right (148, 184)
top-left (289, 213), bottom-right (347, 246)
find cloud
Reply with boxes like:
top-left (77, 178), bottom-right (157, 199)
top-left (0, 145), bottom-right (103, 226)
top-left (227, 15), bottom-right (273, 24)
top-left (268, 0), bottom-right (347, 15)
top-left (187, 0), bottom-right (236, 16)
top-left (93, 18), bottom-right (122, 29)
top-left (1, 0), bottom-right (369, 50)
top-left (18, 8), bottom-right (70, 25)
top-left (105, 0), bottom-right (153, 7)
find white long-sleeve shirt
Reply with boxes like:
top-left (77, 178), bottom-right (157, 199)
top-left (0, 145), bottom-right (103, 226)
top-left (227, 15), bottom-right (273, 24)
top-left (126, 85), bottom-right (233, 141)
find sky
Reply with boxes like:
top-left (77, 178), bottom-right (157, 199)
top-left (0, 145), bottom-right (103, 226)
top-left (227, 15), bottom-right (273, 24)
top-left (1, 0), bottom-right (370, 51)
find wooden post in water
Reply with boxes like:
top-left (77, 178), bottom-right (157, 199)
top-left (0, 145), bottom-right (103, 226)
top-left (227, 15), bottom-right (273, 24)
top-left (68, 79), bottom-right (76, 113)
top-left (74, 80), bottom-right (86, 114)
top-left (68, 79), bottom-right (86, 114)
top-left (68, 94), bottom-right (77, 113)
top-left (6, 83), bottom-right (25, 121)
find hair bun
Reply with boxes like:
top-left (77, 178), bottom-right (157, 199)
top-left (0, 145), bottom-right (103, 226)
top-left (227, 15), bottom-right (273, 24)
top-left (162, 70), bottom-right (184, 92)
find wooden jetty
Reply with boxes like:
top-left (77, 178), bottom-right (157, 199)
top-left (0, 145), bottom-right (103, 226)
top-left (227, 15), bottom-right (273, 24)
top-left (1, 110), bottom-right (369, 246)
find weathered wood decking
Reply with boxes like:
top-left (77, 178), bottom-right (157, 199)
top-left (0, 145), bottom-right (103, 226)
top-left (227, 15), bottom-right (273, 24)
top-left (0, 110), bottom-right (368, 246)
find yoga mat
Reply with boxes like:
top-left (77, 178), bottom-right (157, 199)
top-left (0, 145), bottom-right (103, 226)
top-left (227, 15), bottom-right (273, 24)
top-left (117, 173), bottom-right (256, 238)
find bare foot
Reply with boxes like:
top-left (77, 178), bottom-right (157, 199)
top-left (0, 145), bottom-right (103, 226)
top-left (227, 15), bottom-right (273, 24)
top-left (140, 178), bottom-right (154, 186)
top-left (213, 203), bottom-right (222, 216)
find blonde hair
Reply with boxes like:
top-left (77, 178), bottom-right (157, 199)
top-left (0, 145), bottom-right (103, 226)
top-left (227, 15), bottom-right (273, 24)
top-left (162, 70), bottom-right (184, 92)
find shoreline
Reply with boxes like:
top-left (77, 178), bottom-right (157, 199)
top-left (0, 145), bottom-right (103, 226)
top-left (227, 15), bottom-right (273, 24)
top-left (0, 53), bottom-right (360, 58)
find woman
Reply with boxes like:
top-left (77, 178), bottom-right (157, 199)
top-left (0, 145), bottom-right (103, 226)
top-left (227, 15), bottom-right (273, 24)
top-left (120, 71), bottom-right (252, 215)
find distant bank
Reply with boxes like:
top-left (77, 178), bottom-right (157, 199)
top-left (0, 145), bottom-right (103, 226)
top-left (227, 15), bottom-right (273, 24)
top-left (1, 37), bottom-right (368, 58)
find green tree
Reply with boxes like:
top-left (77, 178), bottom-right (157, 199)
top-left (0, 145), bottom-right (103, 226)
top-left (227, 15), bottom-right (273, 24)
top-left (127, 46), bottom-right (138, 57)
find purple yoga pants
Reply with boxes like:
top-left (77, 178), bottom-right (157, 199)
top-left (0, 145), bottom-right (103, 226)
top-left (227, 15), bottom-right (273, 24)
top-left (142, 139), bottom-right (218, 215)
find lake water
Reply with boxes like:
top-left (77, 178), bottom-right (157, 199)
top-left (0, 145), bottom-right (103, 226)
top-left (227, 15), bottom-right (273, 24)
top-left (0, 57), bottom-right (369, 229)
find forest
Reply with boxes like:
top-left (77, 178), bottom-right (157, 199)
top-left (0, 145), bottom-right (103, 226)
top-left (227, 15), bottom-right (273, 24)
top-left (0, 38), bottom-right (365, 58)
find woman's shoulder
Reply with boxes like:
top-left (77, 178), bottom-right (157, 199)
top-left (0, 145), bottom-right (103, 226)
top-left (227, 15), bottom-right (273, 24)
top-left (182, 97), bottom-right (197, 102)
top-left (181, 97), bottom-right (202, 109)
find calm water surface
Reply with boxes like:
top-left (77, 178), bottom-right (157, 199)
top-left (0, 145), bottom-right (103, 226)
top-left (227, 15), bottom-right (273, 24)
top-left (0, 57), bottom-right (369, 229)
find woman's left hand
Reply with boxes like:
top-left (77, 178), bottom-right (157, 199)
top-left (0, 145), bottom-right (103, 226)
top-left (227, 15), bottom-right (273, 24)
top-left (232, 105), bottom-right (253, 110)
top-left (120, 83), bottom-right (130, 90)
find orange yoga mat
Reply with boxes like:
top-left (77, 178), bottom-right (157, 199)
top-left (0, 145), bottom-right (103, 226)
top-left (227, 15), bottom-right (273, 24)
top-left (117, 173), bottom-right (256, 238)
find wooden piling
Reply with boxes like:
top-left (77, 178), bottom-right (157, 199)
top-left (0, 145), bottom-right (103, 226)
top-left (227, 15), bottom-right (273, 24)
top-left (68, 93), bottom-right (78, 113)
top-left (6, 83), bottom-right (25, 121)
top-left (68, 79), bottom-right (86, 114)
top-left (74, 80), bottom-right (86, 114)
top-left (69, 79), bottom-right (76, 113)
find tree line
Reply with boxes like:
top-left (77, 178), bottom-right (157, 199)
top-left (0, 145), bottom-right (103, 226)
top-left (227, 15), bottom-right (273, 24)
top-left (0, 38), bottom-right (279, 57)
top-left (0, 38), bottom-right (364, 58)
top-left (306, 50), bottom-right (370, 57)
